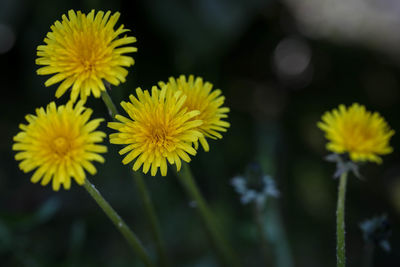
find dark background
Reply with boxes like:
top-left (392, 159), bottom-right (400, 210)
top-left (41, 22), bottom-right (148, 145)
top-left (1, 0), bottom-right (400, 266)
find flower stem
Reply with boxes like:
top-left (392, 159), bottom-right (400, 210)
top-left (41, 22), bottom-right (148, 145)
top-left (101, 87), bottom-right (118, 119)
top-left (254, 202), bottom-right (272, 266)
top-left (83, 178), bottom-right (155, 267)
top-left (132, 171), bottom-right (170, 267)
top-left (337, 171), bottom-right (348, 267)
top-left (175, 163), bottom-right (240, 267)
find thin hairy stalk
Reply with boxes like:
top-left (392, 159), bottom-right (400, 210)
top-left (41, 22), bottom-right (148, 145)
top-left (83, 179), bottom-right (154, 267)
top-left (101, 83), bottom-right (118, 118)
top-left (337, 171), bottom-right (348, 267)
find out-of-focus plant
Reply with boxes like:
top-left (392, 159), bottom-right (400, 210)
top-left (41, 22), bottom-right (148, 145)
top-left (232, 162), bottom-right (279, 265)
top-left (231, 162), bottom-right (279, 206)
top-left (360, 214), bottom-right (392, 267)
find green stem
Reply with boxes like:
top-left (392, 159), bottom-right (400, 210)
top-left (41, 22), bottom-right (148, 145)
top-left (132, 171), bottom-right (170, 267)
top-left (337, 171), bottom-right (348, 267)
top-left (254, 202), bottom-right (272, 266)
top-left (101, 88), bottom-right (118, 119)
top-left (255, 122), bottom-right (293, 267)
top-left (175, 163), bottom-right (240, 267)
top-left (83, 179), bottom-right (155, 267)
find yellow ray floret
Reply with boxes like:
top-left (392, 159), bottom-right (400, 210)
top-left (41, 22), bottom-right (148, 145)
top-left (317, 103), bottom-right (394, 164)
top-left (12, 101), bottom-right (107, 191)
top-left (36, 9), bottom-right (137, 103)
top-left (158, 75), bottom-right (230, 151)
top-left (108, 86), bottom-right (203, 176)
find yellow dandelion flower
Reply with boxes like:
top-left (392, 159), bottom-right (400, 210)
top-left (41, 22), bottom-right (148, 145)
top-left (317, 103), bottom-right (394, 164)
top-left (12, 101), bottom-right (107, 191)
top-left (158, 75), bottom-right (230, 151)
top-left (36, 9), bottom-right (137, 103)
top-left (108, 86), bottom-right (203, 176)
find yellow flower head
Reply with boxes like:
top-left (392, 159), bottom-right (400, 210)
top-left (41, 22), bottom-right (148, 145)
top-left (317, 103), bottom-right (394, 164)
top-left (108, 86), bottom-right (203, 176)
top-left (36, 10), bottom-right (137, 103)
top-left (158, 75), bottom-right (230, 151)
top-left (13, 101), bottom-right (107, 191)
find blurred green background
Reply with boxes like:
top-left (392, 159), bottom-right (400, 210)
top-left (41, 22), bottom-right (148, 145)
top-left (1, 0), bottom-right (400, 266)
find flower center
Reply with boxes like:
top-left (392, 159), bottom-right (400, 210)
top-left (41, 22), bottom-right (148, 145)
top-left (74, 34), bottom-right (107, 73)
top-left (347, 123), bottom-right (372, 142)
top-left (152, 128), bottom-right (167, 145)
top-left (52, 136), bottom-right (70, 156)
top-left (83, 59), bottom-right (95, 72)
top-left (147, 125), bottom-right (176, 153)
